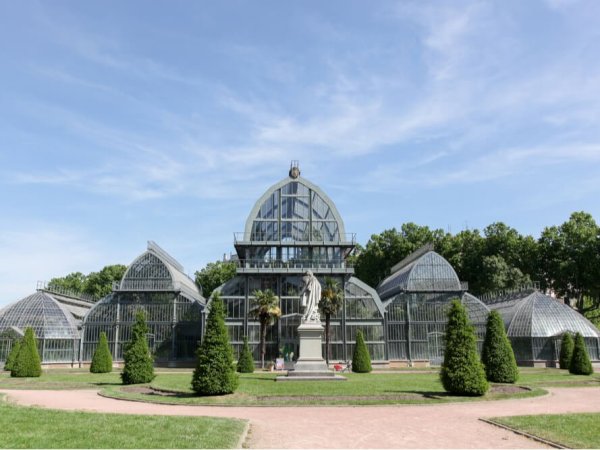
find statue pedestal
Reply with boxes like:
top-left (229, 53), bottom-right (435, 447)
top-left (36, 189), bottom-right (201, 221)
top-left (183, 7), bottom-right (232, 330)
top-left (276, 322), bottom-right (346, 381)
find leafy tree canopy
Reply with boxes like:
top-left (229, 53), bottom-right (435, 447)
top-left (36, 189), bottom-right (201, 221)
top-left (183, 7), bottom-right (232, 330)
top-left (194, 260), bottom-right (237, 298)
top-left (48, 264), bottom-right (126, 300)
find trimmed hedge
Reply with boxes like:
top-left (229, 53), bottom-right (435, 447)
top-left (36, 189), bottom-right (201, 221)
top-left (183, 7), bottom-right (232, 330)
top-left (236, 336), bottom-right (255, 373)
top-left (559, 332), bottom-right (574, 370)
top-left (90, 332), bottom-right (113, 373)
top-left (569, 332), bottom-right (593, 375)
top-left (481, 310), bottom-right (518, 383)
top-left (440, 300), bottom-right (488, 396)
top-left (11, 327), bottom-right (42, 378)
top-left (352, 329), bottom-right (372, 373)
top-left (4, 339), bottom-right (22, 372)
top-left (192, 294), bottom-right (239, 395)
top-left (121, 311), bottom-right (155, 385)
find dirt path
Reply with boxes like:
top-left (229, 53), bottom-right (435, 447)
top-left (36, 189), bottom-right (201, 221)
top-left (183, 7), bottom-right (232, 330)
top-left (2, 387), bottom-right (600, 448)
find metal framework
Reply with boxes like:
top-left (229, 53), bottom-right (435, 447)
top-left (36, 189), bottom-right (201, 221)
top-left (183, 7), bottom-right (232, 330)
top-left (486, 290), bottom-right (600, 365)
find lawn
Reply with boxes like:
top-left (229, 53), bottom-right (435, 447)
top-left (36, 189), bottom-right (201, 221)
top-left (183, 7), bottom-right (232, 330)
top-left (491, 413), bottom-right (600, 449)
top-left (0, 370), bottom-right (122, 389)
top-left (0, 394), bottom-right (246, 449)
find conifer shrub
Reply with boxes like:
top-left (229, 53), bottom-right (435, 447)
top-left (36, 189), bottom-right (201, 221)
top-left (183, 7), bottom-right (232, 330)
top-left (569, 332), bottom-right (593, 375)
top-left (481, 310), bottom-right (518, 383)
top-left (192, 294), bottom-right (239, 395)
top-left (559, 332), bottom-right (574, 370)
top-left (11, 327), bottom-right (42, 378)
top-left (121, 311), bottom-right (155, 384)
top-left (352, 329), bottom-right (372, 373)
top-left (90, 332), bottom-right (113, 373)
top-left (4, 339), bottom-right (22, 372)
top-left (440, 299), bottom-right (488, 396)
top-left (236, 336), bottom-right (255, 373)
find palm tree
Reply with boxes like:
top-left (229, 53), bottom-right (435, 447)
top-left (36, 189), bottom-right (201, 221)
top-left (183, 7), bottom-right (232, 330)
top-left (250, 289), bottom-right (281, 369)
top-left (318, 277), bottom-right (344, 364)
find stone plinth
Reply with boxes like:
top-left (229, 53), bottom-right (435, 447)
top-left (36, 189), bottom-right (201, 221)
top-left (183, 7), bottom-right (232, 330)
top-left (276, 322), bottom-right (346, 381)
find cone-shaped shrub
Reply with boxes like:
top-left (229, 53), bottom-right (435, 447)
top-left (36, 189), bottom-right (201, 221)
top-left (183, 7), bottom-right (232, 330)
top-left (236, 336), bottom-right (255, 373)
top-left (481, 310), bottom-right (518, 383)
top-left (440, 300), bottom-right (488, 396)
top-left (4, 339), bottom-right (21, 372)
top-left (192, 294), bottom-right (239, 395)
top-left (90, 332), bottom-right (113, 373)
top-left (121, 310), bottom-right (154, 384)
top-left (569, 332), bottom-right (593, 375)
top-left (559, 332), bottom-right (574, 370)
top-left (352, 329), bottom-right (372, 373)
top-left (11, 327), bottom-right (41, 378)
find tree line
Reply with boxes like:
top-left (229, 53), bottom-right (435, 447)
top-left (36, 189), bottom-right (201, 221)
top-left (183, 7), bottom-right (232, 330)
top-left (351, 211), bottom-right (600, 324)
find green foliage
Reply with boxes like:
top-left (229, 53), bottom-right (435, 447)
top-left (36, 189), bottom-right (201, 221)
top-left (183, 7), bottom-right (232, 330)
top-left (440, 300), bottom-right (488, 396)
top-left (48, 264), bottom-right (127, 300)
top-left (121, 311), bottom-right (154, 384)
top-left (90, 332), bottom-right (113, 373)
top-left (481, 311), bottom-right (518, 383)
top-left (569, 332), bottom-right (593, 375)
top-left (250, 289), bottom-right (281, 369)
top-left (194, 260), bottom-right (237, 298)
top-left (192, 294), bottom-right (239, 395)
top-left (559, 332), bottom-right (574, 370)
top-left (319, 277), bottom-right (344, 363)
top-left (351, 330), bottom-right (372, 373)
top-left (4, 339), bottom-right (22, 372)
top-left (11, 327), bottom-right (42, 378)
top-left (236, 336), bottom-right (255, 373)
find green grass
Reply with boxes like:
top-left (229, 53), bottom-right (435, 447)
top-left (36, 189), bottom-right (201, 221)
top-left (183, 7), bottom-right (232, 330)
top-left (0, 394), bottom-right (246, 449)
top-left (0, 371), bottom-right (122, 389)
top-left (516, 367), bottom-right (600, 387)
top-left (492, 413), bottom-right (600, 449)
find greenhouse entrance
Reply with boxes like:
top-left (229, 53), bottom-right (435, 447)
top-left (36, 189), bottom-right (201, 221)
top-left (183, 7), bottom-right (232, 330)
top-left (427, 332), bottom-right (445, 366)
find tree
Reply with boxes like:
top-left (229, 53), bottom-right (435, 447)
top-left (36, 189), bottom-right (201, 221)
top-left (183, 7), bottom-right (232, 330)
top-left (48, 272), bottom-right (87, 295)
top-left (194, 260), bottom-right (237, 298)
top-left (90, 332), bottom-right (113, 373)
top-left (440, 300), bottom-right (488, 396)
top-left (352, 330), bottom-right (372, 373)
top-left (11, 327), bottom-right (42, 378)
top-left (318, 277), bottom-right (344, 364)
top-left (559, 332), bottom-right (574, 370)
top-left (481, 311), bottom-right (518, 383)
top-left (121, 310), bottom-right (154, 384)
top-left (478, 255), bottom-right (531, 295)
top-left (192, 294), bottom-right (239, 395)
top-left (236, 336), bottom-right (255, 373)
top-left (4, 339), bottom-right (22, 372)
top-left (47, 264), bottom-right (127, 300)
top-left (569, 332), bottom-right (593, 375)
top-left (250, 289), bottom-right (281, 369)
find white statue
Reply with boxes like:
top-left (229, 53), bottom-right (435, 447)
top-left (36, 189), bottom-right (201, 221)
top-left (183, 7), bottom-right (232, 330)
top-left (300, 270), bottom-right (321, 323)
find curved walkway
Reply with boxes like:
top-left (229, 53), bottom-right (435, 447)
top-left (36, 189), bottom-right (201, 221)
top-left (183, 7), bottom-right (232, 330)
top-left (2, 388), bottom-right (600, 448)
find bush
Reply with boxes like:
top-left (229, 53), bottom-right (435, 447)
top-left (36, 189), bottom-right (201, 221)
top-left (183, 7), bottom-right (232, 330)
top-left (352, 329), bottom-right (372, 373)
top-left (11, 327), bottom-right (42, 378)
top-left (90, 332), bottom-right (113, 373)
top-left (559, 332), bottom-right (574, 370)
top-left (192, 294), bottom-right (239, 395)
top-left (121, 311), bottom-right (155, 384)
top-left (569, 332), bottom-right (593, 375)
top-left (440, 300), bottom-right (488, 396)
top-left (481, 310), bottom-right (518, 383)
top-left (236, 336), bottom-right (255, 373)
top-left (4, 339), bottom-right (22, 372)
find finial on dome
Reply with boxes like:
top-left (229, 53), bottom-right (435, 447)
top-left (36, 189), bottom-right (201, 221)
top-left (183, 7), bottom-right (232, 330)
top-left (289, 160), bottom-right (301, 179)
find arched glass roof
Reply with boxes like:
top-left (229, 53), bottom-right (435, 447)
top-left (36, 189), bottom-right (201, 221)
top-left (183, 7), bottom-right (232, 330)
top-left (462, 292), bottom-right (490, 324)
top-left (378, 251), bottom-right (462, 299)
top-left (0, 291), bottom-right (80, 339)
top-left (119, 241), bottom-right (203, 303)
top-left (489, 291), bottom-right (600, 338)
top-left (243, 175), bottom-right (348, 243)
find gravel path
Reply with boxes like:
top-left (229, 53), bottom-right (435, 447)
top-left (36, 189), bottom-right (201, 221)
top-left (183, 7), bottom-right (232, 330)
top-left (2, 387), bottom-right (600, 448)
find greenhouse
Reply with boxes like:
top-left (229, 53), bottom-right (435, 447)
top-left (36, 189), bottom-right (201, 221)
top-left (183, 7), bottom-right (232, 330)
top-left (379, 246), bottom-right (490, 365)
top-left (0, 291), bottom-right (81, 364)
top-left (81, 241), bottom-right (205, 365)
top-left (215, 162), bottom-right (386, 363)
top-left (485, 289), bottom-right (600, 366)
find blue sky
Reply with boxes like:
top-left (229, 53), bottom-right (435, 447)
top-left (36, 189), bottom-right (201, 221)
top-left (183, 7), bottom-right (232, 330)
top-left (1, 0), bottom-right (600, 306)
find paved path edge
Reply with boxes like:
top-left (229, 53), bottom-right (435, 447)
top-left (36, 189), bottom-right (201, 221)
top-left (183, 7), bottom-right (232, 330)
top-left (479, 418), bottom-right (566, 449)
